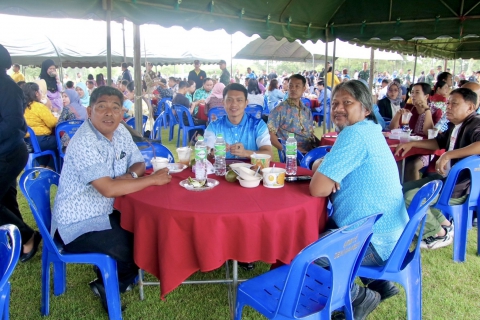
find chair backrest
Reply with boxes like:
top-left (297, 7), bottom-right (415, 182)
top-left (125, 115), bottom-right (148, 130)
top-left (155, 97), bottom-right (172, 116)
top-left (136, 142), bottom-right (175, 169)
top-left (384, 180), bottom-right (442, 274)
top-left (435, 155), bottom-right (480, 212)
top-left (173, 104), bottom-right (194, 128)
top-left (208, 107), bottom-right (227, 123)
top-left (263, 95), bottom-right (269, 113)
top-left (300, 146), bottom-right (332, 169)
top-left (245, 105), bottom-right (263, 119)
top-left (151, 112), bottom-right (165, 140)
top-left (164, 100), bottom-right (178, 126)
top-left (19, 168), bottom-right (61, 256)
top-left (301, 97), bottom-right (311, 108)
top-left (26, 126), bottom-right (42, 153)
top-left (277, 214), bottom-right (382, 318)
top-left (54, 120), bottom-right (84, 158)
top-left (0, 225), bottom-right (21, 294)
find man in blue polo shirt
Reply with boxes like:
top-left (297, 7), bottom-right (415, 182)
top-left (204, 83), bottom-right (272, 159)
top-left (52, 86), bottom-right (171, 313)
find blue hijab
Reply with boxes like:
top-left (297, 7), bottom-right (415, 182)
top-left (75, 82), bottom-right (90, 107)
top-left (64, 89), bottom-right (87, 120)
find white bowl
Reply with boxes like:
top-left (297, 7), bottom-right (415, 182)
top-left (238, 167), bottom-right (259, 181)
top-left (229, 163), bottom-right (252, 169)
top-left (237, 176), bottom-right (262, 188)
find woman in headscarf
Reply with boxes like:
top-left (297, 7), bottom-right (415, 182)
top-left (204, 82), bottom-right (225, 116)
top-left (59, 89), bottom-right (88, 122)
top-left (75, 82), bottom-right (90, 107)
top-left (96, 73), bottom-right (106, 87)
top-left (377, 81), bottom-right (405, 119)
top-left (0, 44), bottom-right (42, 262)
top-left (39, 59), bottom-right (63, 113)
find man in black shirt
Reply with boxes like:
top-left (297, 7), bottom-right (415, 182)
top-left (188, 60), bottom-right (207, 89)
top-left (121, 63), bottom-right (132, 82)
top-left (172, 81), bottom-right (206, 127)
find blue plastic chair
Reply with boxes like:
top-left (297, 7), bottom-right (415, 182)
top-left (135, 142), bottom-right (175, 169)
top-left (300, 97), bottom-right (311, 108)
top-left (25, 126), bottom-right (59, 173)
top-left (300, 146), bottom-right (332, 170)
top-left (277, 139), bottom-right (304, 164)
top-left (235, 214), bottom-right (382, 320)
top-left (173, 105), bottom-right (206, 147)
top-left (207, 107), bottom-right (227, 123)
top-left (154, 97), bottom-right (172, 120)
top-left (19, 169), bottom-right (123, 319)
top-left (246, 105), bottom-right (263, 119)
top-left (54, 120), bottom-right (84, 165)
top-left (126, 115), bottom-right (148, 135)
top-left (150, 112), bottom-right (168, 142)
top-left (357, 180), bottom-right (442, 320)
top-left (433, 155), bottom-right (480, 262)
top-left (165, 101), bottom-right (178, 142)
top-left (262, 95), bottom-right (269, 115)
top-left (0, 225), bottom-right (21, 320)
top-left (312, 103), bottom-right (331, 127)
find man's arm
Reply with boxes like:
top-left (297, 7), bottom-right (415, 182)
top-left (394, 138), bottom-right (440, 157)
top-left (114, 162), bottom-right (146, 180)
top-left (436, 141), bottom-right (480, 175)
top-left (269, 131), bottom-right (283, 150)
top-left (228, 143), bottom-right (272, 158)
top-left (310, 171), bottom-right (339, 197)
top-left (91, 167), bottom-right (171, 198)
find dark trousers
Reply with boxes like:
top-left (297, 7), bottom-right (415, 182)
top-left (0, 143), bottom-right (34, 246)
top-left (63, 211), bottom-right (139, 293)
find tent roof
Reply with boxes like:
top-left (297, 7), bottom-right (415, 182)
top-left (348, 37), bottom-right (480, 59)
top-left (1, 0), bottom-right (480, 43)
top-left (234, 36), bottom-right (325, 62)
top-left (303, 40), bottom-right (404, 61)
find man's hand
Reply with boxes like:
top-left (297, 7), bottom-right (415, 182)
top-left (395, 142), bottom-right (414, 157)
top-left (311, 158), bottom-right (324, 172)
top-left (435, 152), bottom-right (450, 176)
top-left (228, 143), bottom-right (247, 158)
top-left (149, 168), bottom-right (172, 185)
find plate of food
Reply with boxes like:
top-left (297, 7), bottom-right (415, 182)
top-left (168, 163), bottom-right (188, 173)
top-left (179, 177), bottom-right (219, 191)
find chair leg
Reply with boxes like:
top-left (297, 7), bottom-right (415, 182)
top-left (182, 130), bottom-right (188, 147)
top-left (25, 154), bottom-right (34, 171)
top-left (234, 301), bottom-right (243, 320)
top-left (452, 211), bottom-right (468, 262)
top-left (99, 259), bottom-right (122, 320)
top-left (53, 261), bottom-right (67, 296)
top-left (399, 274), bottom-right (422, 320)
top-left (4, 283), bottom-right (10, 320)
top-left (41, 253), bottom-right (51, 316)
top-left (176, 128), bottom-right (181, 148)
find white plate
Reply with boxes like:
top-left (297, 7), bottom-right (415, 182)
top-left (179, 178), bottom-right (219, 191)
top-left (229, 163), bottom-right (252, 169)
top-left (168, 163), bottom-right (187, 173)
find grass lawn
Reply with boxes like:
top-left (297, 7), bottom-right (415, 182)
top-left (9, 125), bottom-right (480, 319)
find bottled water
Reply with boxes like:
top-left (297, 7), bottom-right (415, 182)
top-left (285, 133), bottom-right (297, 175)
top-left (194, 136), bottom-right (207, 183)
top-left (214, 134), bottom-right (226, 176)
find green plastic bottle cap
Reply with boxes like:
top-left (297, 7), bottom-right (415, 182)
top-left (289, 133), bottom-right (294, 138)
top-left (217, 134), bottom-right (223, 138)
top-left (197, 136), bottom-right (204, 141)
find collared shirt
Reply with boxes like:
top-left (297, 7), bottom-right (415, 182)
top-left (220, 69), bottom-right (230, 86)
top-left (315, 88), bottom-right (331, 112)
top-left (204, 113), bottom-right (271, 158)
top-left (267, 99), bottom-right (315, 153)
top-left (193, 87), bottom-right (212, 102)
top-left (318, 119), bottom-right (408, 260)
top-left (10, 71), bottom-right (25, 83)
top-left (51, 120), bottom-right (144, 244)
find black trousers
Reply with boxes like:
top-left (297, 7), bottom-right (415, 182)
top-left (0, 143), bottom-right (34, 247)
top-left (63, 211), bottom-right (139, 293)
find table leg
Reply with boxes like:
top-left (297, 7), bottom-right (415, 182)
top-left (231, 260), bottom-right (238, 320)
top-left (138, 269), bottom-right (144, 301)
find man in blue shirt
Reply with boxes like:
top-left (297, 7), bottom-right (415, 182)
top-left (314, 80), bottom-right (331, 113)
top-left (204, 83), bottom-right (272, 159)
top-left (52, 86), bottom-right (171, 313)
top-left (310, 80), bottom-right (408, 320)
top-left (245, 67), bottom-right (257, 80)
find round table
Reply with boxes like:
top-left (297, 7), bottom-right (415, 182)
top-left (115, 163), bottom-right (327, 298)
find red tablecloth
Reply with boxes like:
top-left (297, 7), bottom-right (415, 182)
top-left (115, 163), bottom-right (327, 298)
top-left (197, 103), bottom-right (208, 121)
top-left (320, 132), bottom-right (443, 162)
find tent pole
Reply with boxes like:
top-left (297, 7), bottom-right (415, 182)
top-left (412, 46), bottom-right (418, 85)
top-left (444, 59), bottom-right (447, 72)
top-left (453, 58), bottom-right (456, 87)
top-left (323, 28), bottom-right (329, 134)
top-left (123, 18), bottom-right (127, 63)
top-left (230, 34), bottom-right (233, 77)
top-left (368, 48), bottom-right (374, 94)
top-left (133, 24), bottom-right (143, 134)
top-left (329, 39), bottom-right (337, 132)
top-left (105, 1), bottom-right (112, 86)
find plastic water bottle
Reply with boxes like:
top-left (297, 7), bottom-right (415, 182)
top-left (214, 134), bottom-right (226, 176)
top-left (285, 133), bottom-right (297, 175)
top-left (195, 136), bottom-right (207, 183)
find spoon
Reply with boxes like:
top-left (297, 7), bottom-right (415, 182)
top-left (272, 163), bottom-right (276, 173)
top-left (254, 166), bottom-right (261, 177)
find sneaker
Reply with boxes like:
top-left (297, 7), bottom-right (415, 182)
top-left (353, 288), bottom-right (381, 320)
top-left (367, 280), bottom-right (400, 301)
top-left (444, 221), bottom-right (454, 236)
top-left (420, 227), bottom-right (453, 250)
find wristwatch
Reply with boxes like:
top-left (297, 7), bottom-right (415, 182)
top-left (129, 171), bottom-right (138, 179)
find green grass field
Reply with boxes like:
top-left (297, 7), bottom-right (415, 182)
top-left (9, 125), bottom-right (480, 319)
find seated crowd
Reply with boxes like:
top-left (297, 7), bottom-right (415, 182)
top-left (2, 41), bottom-right (480, 319)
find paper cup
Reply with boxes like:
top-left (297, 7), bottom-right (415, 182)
top-left (428, 129), bottom-right (438, 139)
top-left (261, 168), bottom-right (286, 188)
top-left (151, 157), bottom-right (169, 172)
top-left (250, 154), bottom-right (271, 169)
top-left (176, 147), bottom-right (192, 166)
